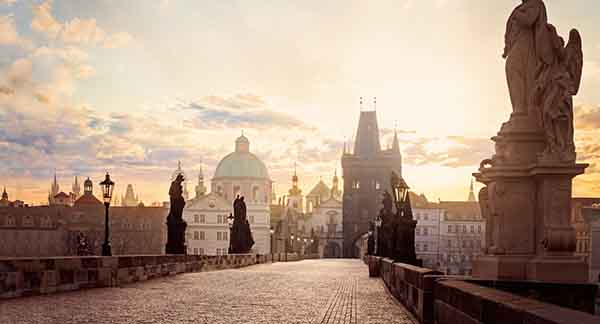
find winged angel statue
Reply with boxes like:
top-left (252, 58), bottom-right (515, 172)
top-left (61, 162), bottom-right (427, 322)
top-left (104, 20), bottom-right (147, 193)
top-left (504, 0), bottom-right (583, 162)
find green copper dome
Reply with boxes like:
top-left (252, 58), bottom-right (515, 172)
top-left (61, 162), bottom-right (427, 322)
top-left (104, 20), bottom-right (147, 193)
top-left (213, 135), bottom-right (270, 179)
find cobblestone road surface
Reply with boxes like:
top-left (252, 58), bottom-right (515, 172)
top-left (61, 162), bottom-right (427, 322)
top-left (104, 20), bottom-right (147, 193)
top-left (0, 259), bottom-right (415, 324)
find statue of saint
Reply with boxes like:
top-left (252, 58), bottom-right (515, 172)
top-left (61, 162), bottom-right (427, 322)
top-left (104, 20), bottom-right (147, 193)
top-left (168, 174), bottom-right (186, 221)
top-left (504, 0), bottom-right (550, 115)
top-left (534, 27), bottom-right (582, 162)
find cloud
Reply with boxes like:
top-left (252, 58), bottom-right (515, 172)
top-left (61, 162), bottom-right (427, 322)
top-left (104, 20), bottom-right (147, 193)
top-left (0, 0), bottom-right (17, 5)
top-left (402, 135), bottom-right (492, 167)
top-left (574, 105), bottom-right (600, 130)
top-left (180, 95), bottom-right (315, 130)
top-left (103, 32), bottom-right (133, 48)
top-left (0, 15), bottom-right (18, 45)
top-left (30, 1), bottom-right (133, 48)
top-left (31, 1), bottom-right (61, 39)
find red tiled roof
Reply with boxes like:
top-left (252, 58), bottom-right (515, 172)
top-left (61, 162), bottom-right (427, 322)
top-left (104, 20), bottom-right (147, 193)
top-left (54, 192), bottom-right (70, 199)
top-left (74, 193), bottom-right (102, 206)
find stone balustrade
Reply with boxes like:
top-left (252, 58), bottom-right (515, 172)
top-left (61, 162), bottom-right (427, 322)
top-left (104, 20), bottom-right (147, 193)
top-left (0, 252), bottom-right (306, 299)
top-left (366, 255), bottom-right (599, 324)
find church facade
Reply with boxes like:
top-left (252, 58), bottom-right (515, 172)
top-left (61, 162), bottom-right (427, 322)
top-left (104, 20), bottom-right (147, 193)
top-left (341, 109), bottom-right (402, 257)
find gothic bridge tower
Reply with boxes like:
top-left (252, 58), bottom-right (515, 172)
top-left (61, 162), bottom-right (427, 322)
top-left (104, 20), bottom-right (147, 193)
top-left (341, 100), bottom-right (402, 257)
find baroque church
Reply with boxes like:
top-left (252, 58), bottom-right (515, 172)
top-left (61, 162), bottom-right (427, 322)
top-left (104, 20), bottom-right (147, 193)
top-left (183, 134), bottom-right (272, 256)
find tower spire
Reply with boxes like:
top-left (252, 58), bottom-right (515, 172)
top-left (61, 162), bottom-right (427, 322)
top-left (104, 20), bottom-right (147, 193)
top-left (468, 179), bottom-right (476, 202)
top-left (359, 97), bottom-right (363, 111)
top-left (392, 126), bottom-right (400, 154)
top-left (373, 97), bottom-right (377, 111)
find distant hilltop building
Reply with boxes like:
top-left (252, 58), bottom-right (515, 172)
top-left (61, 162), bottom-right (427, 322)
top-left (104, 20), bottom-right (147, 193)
top-left (121, 184), bottom-right (140, 207)
top-left (47, 173), bottom-right (81, 206)
top-left (341, 102), bottom-right (403, 257)
top-left (0, 187), bottom-right (24, 208)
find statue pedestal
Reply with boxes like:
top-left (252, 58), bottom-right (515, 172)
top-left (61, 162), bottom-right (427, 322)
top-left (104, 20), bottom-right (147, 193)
top-left (165, 217), bottom-right (187, 255)
top-left (474, 115), bottom-right (588, 283)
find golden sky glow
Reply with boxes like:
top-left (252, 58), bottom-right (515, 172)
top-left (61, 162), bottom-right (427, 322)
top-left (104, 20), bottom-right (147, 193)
top-left (2, 1), bottom-right (600, 204)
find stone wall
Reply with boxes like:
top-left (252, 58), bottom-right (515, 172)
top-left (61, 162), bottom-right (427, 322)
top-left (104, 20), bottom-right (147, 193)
top-left (367, 256), bottom-right (599, 324)
top-left (0, 254), bottom-right (269, 299)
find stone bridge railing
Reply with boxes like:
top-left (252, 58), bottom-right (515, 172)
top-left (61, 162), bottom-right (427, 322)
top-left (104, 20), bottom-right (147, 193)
top-left (0, 252), bottom-right (305, 299)
top-left (366, 256), bottom-right (599, 324)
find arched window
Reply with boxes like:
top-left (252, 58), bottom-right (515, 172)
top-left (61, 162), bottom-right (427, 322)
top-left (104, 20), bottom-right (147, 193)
top-left (252, 186), bottom-right (259, 202)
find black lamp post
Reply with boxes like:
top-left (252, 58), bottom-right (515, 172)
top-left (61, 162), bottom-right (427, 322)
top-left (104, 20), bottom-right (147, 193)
top-left (374, 214), bottom-right (382, 255)
top-left (227, 213), bottom-right (234, 254)
top-left (99, 173), bottom-right (115, 256)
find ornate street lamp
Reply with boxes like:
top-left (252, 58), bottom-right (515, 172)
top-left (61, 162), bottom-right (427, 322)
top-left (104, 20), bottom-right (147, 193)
top-left (391, 171), bottom-right (410, 208)
top-left (99, 173), bottom-right (115, 256)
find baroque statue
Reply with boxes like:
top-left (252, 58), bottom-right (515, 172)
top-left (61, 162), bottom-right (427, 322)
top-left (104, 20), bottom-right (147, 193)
top-left (504, 0), bottom-right (583, 162)
top-left (165, 173), bottom-right (187, 254)
top-left (229, 195), bottom-right (254, 254)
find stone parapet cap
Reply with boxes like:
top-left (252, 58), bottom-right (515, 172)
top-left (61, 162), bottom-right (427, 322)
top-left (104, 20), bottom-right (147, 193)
top-left (435, 279), bottom-right (599, 323)
top-left (477, 162), bottom-right (588, 179)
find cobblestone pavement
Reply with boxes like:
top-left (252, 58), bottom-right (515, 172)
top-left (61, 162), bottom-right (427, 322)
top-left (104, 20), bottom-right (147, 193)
top-left (0, 259), bottom-right (415, 324)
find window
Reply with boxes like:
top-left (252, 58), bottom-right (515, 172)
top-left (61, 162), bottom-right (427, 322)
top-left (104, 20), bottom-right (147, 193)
top-left (415, 227), bottom-right (420, 236)
top-left (194, 231), bottom-right (199, 240)
top-left (447, 240), bottom-right (452, 248)
top-left (252, 187), bottom-right (259, 202)
top-left (223, 231), bottom-right (228, 241)
top-left (478, 225), bottom-right (482, 233)
top-left (462, 225), bottom-right (467, 233)
top-left (423, 227), bottom-right (428, 236)
top-left (448, 225), bottom-right (453, 233)
top-left (200, 231), bottom-right (205, 240)
top-left (217, 232), bottom-right (222, 241)
top-left (199, 248), bottom-right (204, 255)
top-left (193, 248), bottom-right (198, 255)
top-left (352, 180), bottom-right (360, 190)
top-left (200, 214), bottom-right (205, 223)
top-left (423, 244), bottom-right (428, 252)
top-left (416, 243), bottom-right (420, 251)
top-left (470, 225), bottom-right (475, 233)
top-left (462, 240), bottom-right (467, 248)
top-left (424, 214), bottom-right (428, 221)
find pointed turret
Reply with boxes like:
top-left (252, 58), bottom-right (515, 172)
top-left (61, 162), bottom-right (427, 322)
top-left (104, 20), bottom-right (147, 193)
top-left (392, 129), bottom-right (400, 154)
top-left (468, 179), bottom-right (476, 202)
top-left (195, 161), bottom-right (207, 198)
top-left (72, 176), bottom-right (81, 198)
top-left (2, 187), bottom-right (8, 200)
top-left (331, 169), bottom-right (341, 200)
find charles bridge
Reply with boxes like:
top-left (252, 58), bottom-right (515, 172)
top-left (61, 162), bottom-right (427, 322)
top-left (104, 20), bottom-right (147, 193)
top-left (0, 254), bottom-right (599, 324)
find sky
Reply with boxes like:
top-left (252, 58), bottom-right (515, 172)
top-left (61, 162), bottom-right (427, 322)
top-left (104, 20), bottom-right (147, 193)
top-left (1, 0), bottom-right (600, 205)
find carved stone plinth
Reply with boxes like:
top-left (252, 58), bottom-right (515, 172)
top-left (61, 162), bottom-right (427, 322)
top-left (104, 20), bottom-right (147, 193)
top-left (474, 115), bottom-right (588, 283)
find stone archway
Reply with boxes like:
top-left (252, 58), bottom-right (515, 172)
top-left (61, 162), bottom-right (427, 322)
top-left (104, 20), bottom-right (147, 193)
top-left (323, 241), bottom-right (341, 258)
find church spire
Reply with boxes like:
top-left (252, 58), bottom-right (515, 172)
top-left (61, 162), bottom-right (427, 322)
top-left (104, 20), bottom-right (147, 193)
top-left (468, 179), bottom-right (476, 202)
top-left (392, 127), bottom-right (400, 154)
top-left (2, 186), bottom-right (8, 200)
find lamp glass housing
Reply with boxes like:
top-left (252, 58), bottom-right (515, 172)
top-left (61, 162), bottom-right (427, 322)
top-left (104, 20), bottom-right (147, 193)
top-left (99, 173), bottom-right (115, 204)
